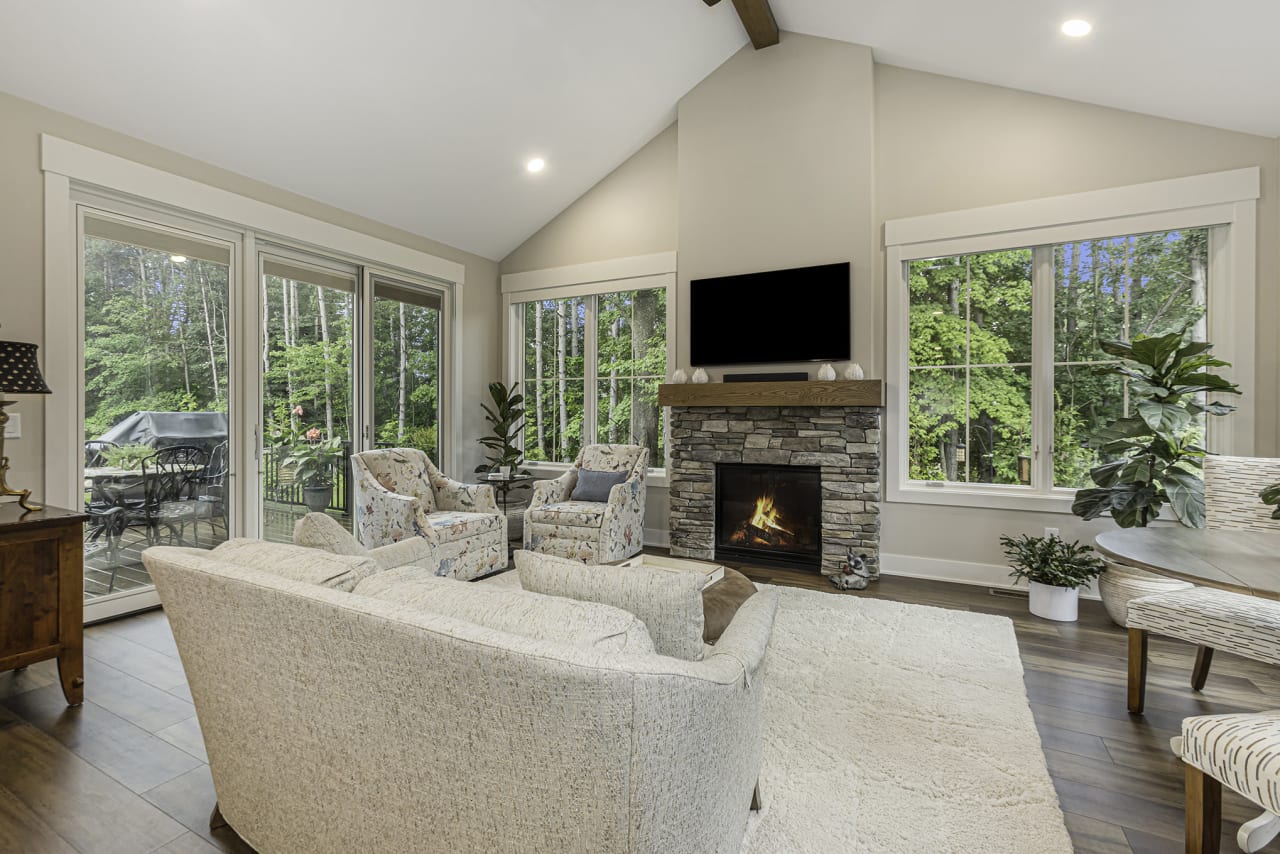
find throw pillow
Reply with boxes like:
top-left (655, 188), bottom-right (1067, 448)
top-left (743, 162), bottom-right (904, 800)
top-left (702, 567), bottom-right (757, 643)
top-left (213, 538), bottom-right (380, 592)
top-left (293, 512), bottom-right (367, 556)
top-left (354, 574), bottom-right (655, 655)
top-left (569, 469), bottom-right (628, 503)
top-left (515, 550), bottom-right (705, 660)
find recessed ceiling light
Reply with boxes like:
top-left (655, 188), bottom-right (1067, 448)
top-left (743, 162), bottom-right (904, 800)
top-left (1060, 19), bottom-right (1092, 37)
top-left (170, 255), bottom-right (188, 263)
top-left (526, 157), bottom-right (546, 174)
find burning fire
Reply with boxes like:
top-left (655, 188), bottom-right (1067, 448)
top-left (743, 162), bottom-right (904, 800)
top-left (748, 494), bottom-right (793, 536)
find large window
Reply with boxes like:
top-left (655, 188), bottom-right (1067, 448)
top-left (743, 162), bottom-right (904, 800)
top-left (907, 230), bottom-right (1210, 491)
top-left (515, 285), bottom-right (668, 467)
top-left (886, 168), bottom-right (1258, 511)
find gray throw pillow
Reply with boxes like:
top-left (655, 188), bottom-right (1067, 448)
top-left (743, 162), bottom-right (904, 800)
top-left (570, 469), bottom-right (628, 502)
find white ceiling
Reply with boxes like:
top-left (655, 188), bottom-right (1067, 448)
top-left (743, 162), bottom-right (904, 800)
top-left (1, 1), bottom-right (1276, 262)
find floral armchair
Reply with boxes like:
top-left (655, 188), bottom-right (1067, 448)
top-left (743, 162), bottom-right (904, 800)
top-left (523, 444), bottom-right (648, 563)
top-left (351, 448), bottom-right (507, 580)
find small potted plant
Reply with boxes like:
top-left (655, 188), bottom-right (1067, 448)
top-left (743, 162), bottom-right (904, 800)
top-left (284, 428), bottom-right (347, 513)
top-left (1000, 533), bottom-right (1106, 622)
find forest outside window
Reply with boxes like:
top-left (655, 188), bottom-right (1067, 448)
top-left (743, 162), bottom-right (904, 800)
top-left (905, 227), bottom-right (1212, 498)
top-left (518, 286), bottom-right (667, 468)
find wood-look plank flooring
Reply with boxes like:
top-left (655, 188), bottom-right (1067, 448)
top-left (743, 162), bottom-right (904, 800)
top-left (3, 566), bottom-right (1279, 852)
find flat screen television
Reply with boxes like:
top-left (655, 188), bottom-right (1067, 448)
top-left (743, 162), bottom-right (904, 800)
top-left (689, 262), bottom-right (851, 366)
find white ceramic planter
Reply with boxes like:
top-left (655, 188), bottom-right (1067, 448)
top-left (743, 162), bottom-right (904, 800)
top-left (1028, 581), bottom-right (1079, 622)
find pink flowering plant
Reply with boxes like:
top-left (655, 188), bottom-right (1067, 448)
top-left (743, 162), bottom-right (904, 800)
top-left (272, 406), bottom-right (347, 488)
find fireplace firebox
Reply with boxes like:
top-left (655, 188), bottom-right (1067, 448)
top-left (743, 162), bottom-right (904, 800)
top-left (715, 463), bottom-right (822, 570)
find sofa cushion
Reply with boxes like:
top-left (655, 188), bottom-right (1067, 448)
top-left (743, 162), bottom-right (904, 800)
top-left (293, 512), bottom-right (367, 556)
top-left (528, 501), bottom-right (607, 528)
top-left (570, 469), bottom-right (627, 502)
top-left (353, 573), bottom-right (655, 655)
top-left (212, 538), bottom-right (380, 592)
top-left (419, 510), bottom-right (504, 544)
top-left (515, 550), bottom-right (705, 661)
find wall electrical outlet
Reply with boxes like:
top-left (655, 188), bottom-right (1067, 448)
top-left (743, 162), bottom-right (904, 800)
top-left (3, 414), bottom-right (19, 439)
top-left (1044, 526), bottom-right (1060, 539)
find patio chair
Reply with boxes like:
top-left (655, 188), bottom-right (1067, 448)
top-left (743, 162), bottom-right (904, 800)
top-left (191, 440), bottom-right (229, 542)
top-left (124, 445), bottom-right (209, 547)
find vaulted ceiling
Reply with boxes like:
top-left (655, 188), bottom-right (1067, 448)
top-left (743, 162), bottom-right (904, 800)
top-left (1, 1), bottom-right (1275, 261)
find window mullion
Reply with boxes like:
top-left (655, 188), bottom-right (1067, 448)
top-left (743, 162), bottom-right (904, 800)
top-left (1031, 245), bottom-right (1055, 494)
top-left (583, 295), bottom-right (599, 448)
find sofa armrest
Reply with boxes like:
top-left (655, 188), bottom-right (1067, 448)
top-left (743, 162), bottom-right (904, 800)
top-left (431, 472), bottom-right (498, 514)
top-left (531, 469), bottom-right (577, 507)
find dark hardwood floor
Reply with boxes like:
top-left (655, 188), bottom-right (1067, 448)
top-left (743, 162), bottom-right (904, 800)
top-left (3, 567), bottom-right (1279, 853)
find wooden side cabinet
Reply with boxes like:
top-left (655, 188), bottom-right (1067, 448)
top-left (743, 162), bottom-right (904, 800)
top-left (0, 504), bottom-right (88, 705)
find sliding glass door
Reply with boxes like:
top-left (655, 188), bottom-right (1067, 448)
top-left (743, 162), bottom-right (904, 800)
top-left (371, 277), bottom-right (442, 457)
top-left (80, 208), bottom-right (236, 621)
top-left (257, 258), bottom-right (449, 541)
top-left (259, 253), bottom-right (357, 542)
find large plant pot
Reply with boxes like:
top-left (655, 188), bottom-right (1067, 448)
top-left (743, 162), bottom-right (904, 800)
top-left (302, 485), bottom-right (333, 513)
top-left (1097, 561), bottom-right (1195, 627)
top-left (1029, 581), bottom-right (1079, 622)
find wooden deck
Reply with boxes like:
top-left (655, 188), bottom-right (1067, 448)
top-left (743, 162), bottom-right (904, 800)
top-left (3, 561), bottom-right (1278, 852)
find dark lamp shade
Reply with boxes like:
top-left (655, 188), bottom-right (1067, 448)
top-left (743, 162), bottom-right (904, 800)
top-left (0, 340), bottom-right (52, 395)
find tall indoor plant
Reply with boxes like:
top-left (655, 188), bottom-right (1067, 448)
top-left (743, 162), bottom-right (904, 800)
top-left (1001, 533), bottom-right (1106, 622)
top-left (1071, 330), bottom-right (1240, 529)
top-left (474, 381), bottom-right (526, 475)
top-left (1070, 329), bottom-right (1240, 624)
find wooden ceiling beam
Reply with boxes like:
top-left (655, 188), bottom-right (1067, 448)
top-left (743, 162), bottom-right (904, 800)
top-left (703, 0), bottom-right (779, 50)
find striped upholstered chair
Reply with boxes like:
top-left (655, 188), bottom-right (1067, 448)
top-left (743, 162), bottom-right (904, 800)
top-left (1126, 456), bottom-right (1280, 715)
top-left (1174, 711), bottom-right (1280, 853)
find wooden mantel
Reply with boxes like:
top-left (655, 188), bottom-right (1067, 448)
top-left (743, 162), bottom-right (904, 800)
top-left (658, 379), bottom-right (883, 408)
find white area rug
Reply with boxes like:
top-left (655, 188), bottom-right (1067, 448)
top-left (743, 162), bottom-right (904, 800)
top-left (744, 586), bottom-right (1073, 854)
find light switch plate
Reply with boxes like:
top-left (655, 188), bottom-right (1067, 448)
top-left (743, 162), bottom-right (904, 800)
top-left (3, 414), bottom-right (20, 439)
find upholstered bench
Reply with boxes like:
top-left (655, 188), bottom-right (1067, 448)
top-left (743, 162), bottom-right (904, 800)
top-left (1174, 711), bottom-right (1280, 853)
top-left (1126, 587), bottom-right (1280, 714)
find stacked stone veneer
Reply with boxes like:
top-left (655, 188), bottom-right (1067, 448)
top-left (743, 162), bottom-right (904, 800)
top-left (668, 405), bottom-right (882, 575)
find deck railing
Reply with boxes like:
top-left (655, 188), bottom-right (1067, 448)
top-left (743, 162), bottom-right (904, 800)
top-left (261, 444), bottom-right (353, 513)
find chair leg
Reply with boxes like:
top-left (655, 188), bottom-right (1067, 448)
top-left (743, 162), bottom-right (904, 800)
top-left (1192, 645), bottom-right (1214, 692)
top-left (750, 781), bottom-right (762, 812)
top-left (210, 801), bottom-right (228, 831)
top-left (1128, 627), bottom-right (1149, 715)
top-left (1185, 763), bottom-right (1222, 854)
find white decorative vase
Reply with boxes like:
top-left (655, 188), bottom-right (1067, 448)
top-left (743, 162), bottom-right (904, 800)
top-left (691, 368), bottom-right (710, 384)
top-left (843, 362), bottom-right (865, 380)
top-left (670, 368), bottom-right (688, 384)
top-left (1028, 581), bottom-right (1079, 622)
top-left (817, 363), bottom-right (837, 381)
top-left (1097, 561), bottom-right (1195, 626)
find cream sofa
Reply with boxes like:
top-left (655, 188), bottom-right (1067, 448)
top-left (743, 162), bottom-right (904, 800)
top-left (143, 543), bottom-right (776, 854)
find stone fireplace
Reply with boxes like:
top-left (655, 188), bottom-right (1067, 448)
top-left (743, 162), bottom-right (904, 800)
top-left (667, 401), bottom-right (882, 576)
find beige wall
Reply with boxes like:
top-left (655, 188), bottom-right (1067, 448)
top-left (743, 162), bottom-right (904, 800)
top-left (501, 124), bottom-right (678, 275)
top-left (677, 34), bottom-right (876, 374)
top-left (0, 89), bottom-right (500, 497)
top-left (496, 36), bottom-right (1280, 580)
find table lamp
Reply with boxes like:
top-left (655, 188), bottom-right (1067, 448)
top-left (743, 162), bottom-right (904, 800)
top-left (0, 338), bottom-right (52, 511)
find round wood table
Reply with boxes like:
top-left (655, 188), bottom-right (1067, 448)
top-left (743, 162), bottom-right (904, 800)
top-left (1095, 527), bottom-right (1280, 601)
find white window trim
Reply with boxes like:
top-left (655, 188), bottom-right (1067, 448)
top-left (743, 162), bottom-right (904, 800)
top-left (500, 254), bottom-right (677, 488)
top-left (42, 135), bottom-right (465, 533)
top-left (884, 168), bottom-right (1258, 513)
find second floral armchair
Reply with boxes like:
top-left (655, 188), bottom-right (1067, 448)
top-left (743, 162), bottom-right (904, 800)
top-left (523, 444), bottom-right (648, 564)
top-left (350, 448), bottom-right (507, 580)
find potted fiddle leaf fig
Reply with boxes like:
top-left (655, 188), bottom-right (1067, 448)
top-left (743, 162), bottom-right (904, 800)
top-left (474, 381), bottom-right (526, 476)
top-left (1071, 330), bottom-right (1241, 529)
top-left (1001, 533), bottom-right (1106, 622)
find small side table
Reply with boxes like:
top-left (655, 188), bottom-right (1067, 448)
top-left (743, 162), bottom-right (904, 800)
top-left (0, 503), bottom-right (88, 706)
top-left (477, 472), bottom-right (534, 516)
